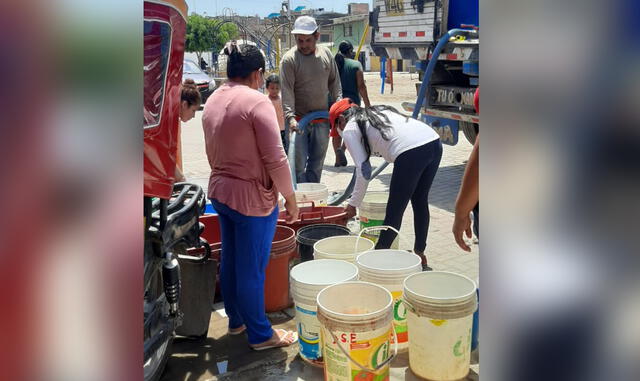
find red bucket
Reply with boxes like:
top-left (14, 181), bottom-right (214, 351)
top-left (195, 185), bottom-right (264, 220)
top-left (277, 203), bottom-right (348, 232)
top-left (265, 225), bottom-right (297, 312)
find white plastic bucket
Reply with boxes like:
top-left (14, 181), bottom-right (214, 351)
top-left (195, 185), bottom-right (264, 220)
top-left (289, 260), bottom-right (359, 366)
top-left (313, 236), bottom-right (375, 263)
top-left (355, 250), bottom-right (422, 352)
top-left (403, 271), bottom-right (478, 380)
top-left (317, 281), bottom-right (396, 381)
top-left (296, 183), bottom-right (329, 205)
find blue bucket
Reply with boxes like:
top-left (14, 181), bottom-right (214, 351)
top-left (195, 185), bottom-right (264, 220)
top-left (204, 203), bottom-right (217, 215)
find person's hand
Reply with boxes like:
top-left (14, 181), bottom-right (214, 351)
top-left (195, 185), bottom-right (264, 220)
top-left (289, 119), bottom-right (299, 134)
top-left (452, 210), bottom-right (473, 252)
top-left (344, 205), bottom-right (357, 219)
top-left (283, 194), bottom-right (299, 224)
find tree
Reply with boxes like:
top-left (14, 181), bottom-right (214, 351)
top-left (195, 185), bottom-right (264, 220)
top-left (186, 15), bottom-right (239, 64)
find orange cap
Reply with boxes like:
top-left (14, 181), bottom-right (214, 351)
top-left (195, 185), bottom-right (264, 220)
top-left (329, 98), bottom-right (357, 132)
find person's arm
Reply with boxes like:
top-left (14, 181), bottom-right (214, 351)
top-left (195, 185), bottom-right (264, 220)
top-left (356, 69), bottom-right (371, 108)
top-left (251, 99), bottom-right (298, 221)
top-left (327, 51), bottom-right (342, 102)
top-left (342, 127), bottom-right (370, 214)
top-left (453, 134), bottom-right (479, 251)
top-left (279, 56), bottom-right (297, 128)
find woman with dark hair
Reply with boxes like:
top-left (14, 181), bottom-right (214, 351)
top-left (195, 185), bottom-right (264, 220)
top-left (329, 98), bottom-right (442, 270)
top-left (202, 42), bottom-right (299, 350)
top-left (331, 40), bottom-right (371, 167)
top-left (174, 79), bottom-right (203, 182)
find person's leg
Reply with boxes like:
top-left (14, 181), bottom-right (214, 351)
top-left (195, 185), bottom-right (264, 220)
top-left (375, 149), bottom-right (423, 249)
top-left (409, 140), bottom-right (443, 258)
top-left (294, 126), bottom-right (310, 183)
top-left (305, 121), bottom-right (331, 183)
top-left (280, 130), bottom-right (289, 155)
top-left (472, 203), bottom-right (479, 239)
top-left (232, 206), bottom-right (279, 345)
top-left (210, 199), bottom-right (244, 330)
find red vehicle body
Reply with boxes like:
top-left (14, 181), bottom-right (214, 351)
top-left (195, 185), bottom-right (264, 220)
top-left (144, 0), bottom-right (187, 199)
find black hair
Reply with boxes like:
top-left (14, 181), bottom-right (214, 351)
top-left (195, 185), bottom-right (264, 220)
top-left (181, 78), bottom-right (202, 107)
top-left (265, 74), bottom-right (280, 88)
top-left (341, 105), bottom-right (408, 160)
top-left (223, 42), bottom-right (265, 80)
top-left (334, 51), bottom-right (346, 74)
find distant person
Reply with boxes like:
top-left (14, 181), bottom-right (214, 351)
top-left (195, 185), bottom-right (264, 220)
top-left (330, 99), bottom-right (442, 270)
top-left (265, 74), bottom-right (287, 152)
top-left (202, 42), bottom-right (299, 350)
top-left (453, 87), bottom-right (479, 251)
top-left (281, 15), bottom-right (342, 183)
top-left (331, 40), bottom-right (371, 167)
top-left (174, 79), bottom-right (202, 182)
top-left (200, 56), bottom-right (208, 71)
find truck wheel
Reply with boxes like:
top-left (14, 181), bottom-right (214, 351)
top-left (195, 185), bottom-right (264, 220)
top-left (460, 122), bottom-right (478, 144)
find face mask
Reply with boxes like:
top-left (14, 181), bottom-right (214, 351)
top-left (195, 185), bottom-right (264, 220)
top-left (337, 127), bottom-right (344, 138)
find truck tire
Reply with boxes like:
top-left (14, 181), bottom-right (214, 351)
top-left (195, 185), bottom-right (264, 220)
top-left (460, 122), bottom-right (478, 144)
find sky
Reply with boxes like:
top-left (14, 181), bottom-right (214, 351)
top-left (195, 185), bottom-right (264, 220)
top-left (185, 0), bottom-right (369, 17)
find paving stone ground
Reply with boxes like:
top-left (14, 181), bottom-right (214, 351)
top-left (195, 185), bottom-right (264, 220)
top-left (164, 72), bottom-right (479, 380)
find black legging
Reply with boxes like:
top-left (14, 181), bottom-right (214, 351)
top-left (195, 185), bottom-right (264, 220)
top-left (376, 139), bottom-right (443, 253)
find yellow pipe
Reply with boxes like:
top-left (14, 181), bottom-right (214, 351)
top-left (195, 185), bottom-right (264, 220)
top-left (275, 38), bottom-right (281, 74)
top-left (355, 23), bottom-right (369, 58)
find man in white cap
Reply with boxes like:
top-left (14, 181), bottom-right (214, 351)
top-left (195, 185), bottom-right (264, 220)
top-left (280, 15), bottom-right (342, 183)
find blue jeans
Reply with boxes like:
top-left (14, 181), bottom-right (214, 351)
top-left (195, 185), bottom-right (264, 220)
top-left (294, 120), bottom-right (330, 183)
top-left (210, 199), bottom-right (278, 344)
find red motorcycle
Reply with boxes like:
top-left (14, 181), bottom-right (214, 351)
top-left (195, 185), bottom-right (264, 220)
top-left (143, 1), bottom-right (210, 380)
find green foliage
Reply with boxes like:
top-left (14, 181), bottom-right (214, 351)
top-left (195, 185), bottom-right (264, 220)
top-left (186, 14), bottom-right (239, 61)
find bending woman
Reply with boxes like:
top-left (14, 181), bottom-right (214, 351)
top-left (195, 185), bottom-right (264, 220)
top-left (202, 42), bottom-right (299, 350)
top-left (329, 98), bottom-right (442, 269)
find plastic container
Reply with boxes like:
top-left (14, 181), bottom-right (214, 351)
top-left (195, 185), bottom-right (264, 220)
top-left (264, 226), bottom-right (297, 312)
top-left (175, 245), bottom-right (217, 337)
top-left (403, 271), bottom-right (478, 380)
top-left (313, 236), bottom-right (375, 263)
top-left (296, 224), bottom-right (351, 262)
top-left (290, 260), bottom-right (359, 366)
top-left (278, 203), bottom-right (348, 232)
top-left (359, 193), bottom-right (399, 248)
top-left (317, 281), bottom-right (396, 381)
top-left (197, 214), bottom-right (222, 302)
top-left (295, 183), bottom-right (329, 205)
top-left (355, 250), bottom-right (422, 351)
top-left (359, 192), bottom-right (388, 241)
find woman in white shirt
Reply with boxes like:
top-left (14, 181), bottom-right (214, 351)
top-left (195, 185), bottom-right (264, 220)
top-left (328, 99), bottom-right (442, 269)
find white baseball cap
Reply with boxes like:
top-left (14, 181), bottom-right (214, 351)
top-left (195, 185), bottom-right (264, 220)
top-left (291, 16), bottom-right (318, 35)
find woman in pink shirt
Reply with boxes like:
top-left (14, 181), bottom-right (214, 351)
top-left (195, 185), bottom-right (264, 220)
top-left (202, 43), bottom-right (299, 350)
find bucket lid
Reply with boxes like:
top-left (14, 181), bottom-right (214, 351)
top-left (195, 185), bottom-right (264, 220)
top-left (290, 259), bottom-right (358, 287)
top-left (316, 281), bottom-right (393, 325)
top-left (403, 271), bottom-right (477, 305)
top-left (356, 250), bottom-right (422, 281)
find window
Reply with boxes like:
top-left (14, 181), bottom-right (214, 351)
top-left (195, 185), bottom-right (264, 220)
top-left (144, 20), bottom-right (171, 129)
top-left (343, 24), bottom-right (353, 37)
top-left (320, 34), bottom-right (330, 42)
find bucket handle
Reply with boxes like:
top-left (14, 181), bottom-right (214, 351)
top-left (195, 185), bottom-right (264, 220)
top-left (299, 211), bottom-right (324, 222)
top-left (327, 326), bottom-right (398, 374)
top-left (355, 225), bottom-right (401, 253)
top-left (400, 298), bottom-right (416, 314)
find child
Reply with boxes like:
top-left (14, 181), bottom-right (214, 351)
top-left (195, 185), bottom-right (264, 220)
top-left (265, 74), bottom-right (287, 152)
